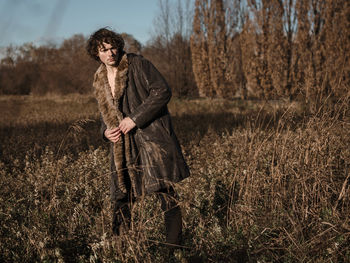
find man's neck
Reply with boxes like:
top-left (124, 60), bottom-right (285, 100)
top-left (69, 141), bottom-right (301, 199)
top-left (106, 64), bottom-right (118, 75)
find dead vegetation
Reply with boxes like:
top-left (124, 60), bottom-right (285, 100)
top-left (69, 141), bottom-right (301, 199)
top-left (0, 95), bottom-right (349, 262)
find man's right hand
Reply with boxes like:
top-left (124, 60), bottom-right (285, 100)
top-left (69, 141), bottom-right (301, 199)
top-left (104, 127), bottom-right (122, 143)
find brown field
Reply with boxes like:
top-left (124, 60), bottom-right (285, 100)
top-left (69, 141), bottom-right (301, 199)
top-left (0, 94), bottom-right (349, 262)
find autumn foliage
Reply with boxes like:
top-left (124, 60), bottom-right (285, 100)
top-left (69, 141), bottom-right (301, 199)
top-left (190, 0), bottom-right (350, 106)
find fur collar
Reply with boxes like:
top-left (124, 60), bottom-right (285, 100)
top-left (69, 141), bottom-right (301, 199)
top-left (93, 53), bottom-right (128, 128)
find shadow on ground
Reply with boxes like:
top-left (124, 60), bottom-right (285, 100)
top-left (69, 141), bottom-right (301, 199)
top-left (1, 109), bottom-right (301, 171)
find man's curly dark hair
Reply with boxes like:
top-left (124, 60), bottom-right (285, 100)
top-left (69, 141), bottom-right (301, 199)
top-left (86, 27), bottom-right (125, 62)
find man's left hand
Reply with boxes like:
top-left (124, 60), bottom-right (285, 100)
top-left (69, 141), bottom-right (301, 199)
top-left (119, 117), bottom-right (136, 134)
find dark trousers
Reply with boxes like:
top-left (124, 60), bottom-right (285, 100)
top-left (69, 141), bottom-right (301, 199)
top-left (112, 187), bottom-right (182, 246)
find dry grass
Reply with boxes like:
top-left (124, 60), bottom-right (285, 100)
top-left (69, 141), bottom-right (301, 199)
top-left (0, 95), bottom-right (349, 262)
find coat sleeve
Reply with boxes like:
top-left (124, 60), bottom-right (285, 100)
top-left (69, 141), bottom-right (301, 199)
top-left (127, 57), bottom-right (171, 128)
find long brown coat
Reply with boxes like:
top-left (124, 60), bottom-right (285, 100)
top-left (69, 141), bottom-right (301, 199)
top-left (94, 53), bottom-right (190, 199)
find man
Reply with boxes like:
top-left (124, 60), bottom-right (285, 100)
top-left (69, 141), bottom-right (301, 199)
top-left (86, 28), bottom-right (190, 247)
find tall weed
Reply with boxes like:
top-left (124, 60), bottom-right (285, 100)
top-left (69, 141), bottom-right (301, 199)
top-left (0, 96), bottom-right (349, 262)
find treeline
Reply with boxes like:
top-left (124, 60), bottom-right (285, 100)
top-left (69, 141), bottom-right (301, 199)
top-left (1, 0), bottom-right (349, 105)
top-left (0, 33), bottom-right (141, 96)
top-left (190, 0), bottom-right (350, 105)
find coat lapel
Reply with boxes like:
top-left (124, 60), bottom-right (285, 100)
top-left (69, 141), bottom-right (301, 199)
top-left (93, 53), bottom-right (129, 129)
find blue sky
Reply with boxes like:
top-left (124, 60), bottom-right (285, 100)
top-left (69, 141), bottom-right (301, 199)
top-left (0, 0), bottom-right (161, 48)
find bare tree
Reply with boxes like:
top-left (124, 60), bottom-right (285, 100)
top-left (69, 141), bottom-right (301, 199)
top-left (145, 0), bottom-right (196, 97)
top-left (190, 0), bottom-right (212, 97)
top-left (294, 0), bottom-right (350, 110)
top-left (191, 0), bottom-right (250, 98)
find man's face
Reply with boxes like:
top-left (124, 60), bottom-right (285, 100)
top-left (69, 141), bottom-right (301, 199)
top-left (97, 42), bottom-right (118, 66)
